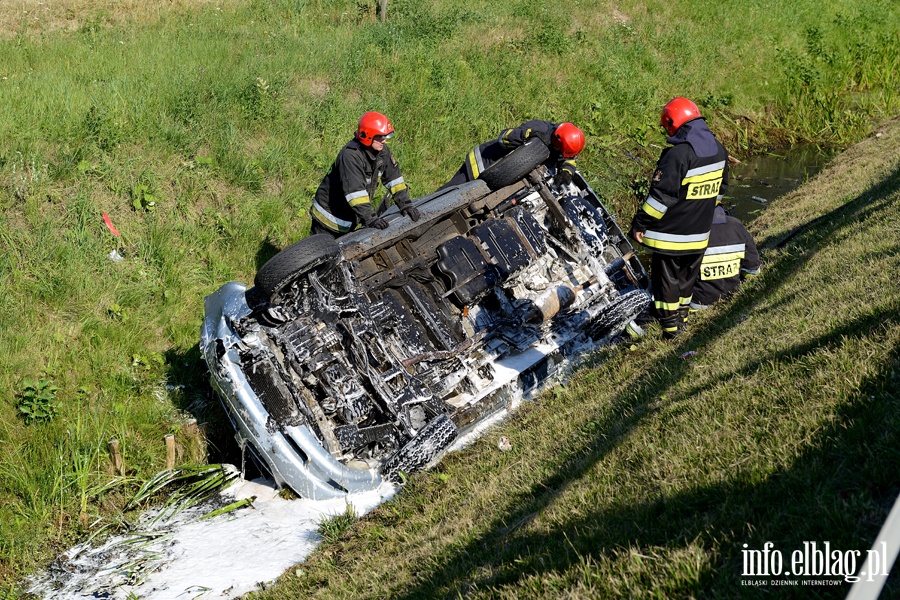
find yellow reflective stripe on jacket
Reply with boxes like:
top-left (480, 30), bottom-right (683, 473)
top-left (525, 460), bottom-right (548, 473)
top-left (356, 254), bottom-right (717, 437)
top-left (700, 242), bottom-right (744, 280)
top-left (703, 251), bottom-right (745, 264)
top-left (348, 196), bottom-right (371, 208)
top-left (385, 176), bottom-right (407, 195)
top-left (682, 160), bottom-right (726, 182)
top-left (641, 196), bottom-right (668, 219)
top-left (702, 243), bottom-right (746, 273)
top-left (683, 160), bottom-right (725, 200)
top-left (642, 230), bottom-right (710, 251)
top-left (312, 202), bottom-right (354, 233)
top-left (345, 189), bottom-right (369, 207)
top-left (468, 147), bottom-right (485, 178)
top-left (682, 169), bottom-right (725, 185)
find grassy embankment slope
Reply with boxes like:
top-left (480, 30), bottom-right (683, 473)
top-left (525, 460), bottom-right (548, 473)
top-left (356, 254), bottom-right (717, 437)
top-left (253, 119), bottom-right (900, 599)
top-left (0, 0), bottom-right (897, 594)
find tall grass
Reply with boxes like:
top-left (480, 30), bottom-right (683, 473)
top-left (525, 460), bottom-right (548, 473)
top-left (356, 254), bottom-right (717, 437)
top-left (0, 0), bottom-right (897, 590)
top-left (249, 118), bottom-right (900, 599)
top-left (771, 3), bottom-right (900, 142)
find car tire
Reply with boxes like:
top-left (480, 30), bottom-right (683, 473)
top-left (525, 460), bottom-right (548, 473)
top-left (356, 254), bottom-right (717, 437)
top-left (589, 289), bottom-right (652, 339)
top-left (478, 139), bottom-right (551, 191)
top-left (244, 285), bottom-right (268, 311)
top-left (254, 234), bottom-right (341, 300)
top-left (381, 414), bottom-right (458, 482)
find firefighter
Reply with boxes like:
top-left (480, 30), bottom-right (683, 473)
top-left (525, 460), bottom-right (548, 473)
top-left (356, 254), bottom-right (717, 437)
top-left (690, 204), bottom-right (760, 309)
top-left (310, 111), bottom-right (420, 237)
top-left (440, 120), bottom-right (585, 189)
top-left (629, 97), bottom-right (730, 339)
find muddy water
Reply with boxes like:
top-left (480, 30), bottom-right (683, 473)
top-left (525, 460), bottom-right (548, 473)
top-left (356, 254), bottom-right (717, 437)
top-left (724, 144), bottom-right (838, 224)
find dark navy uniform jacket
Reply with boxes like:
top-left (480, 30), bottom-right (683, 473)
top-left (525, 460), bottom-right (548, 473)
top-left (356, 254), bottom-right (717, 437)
top-left (311, 139), bottom-right (412, 233)
top-left (691, 205), bottom-right (760, 307)
top-left (631, 118), bottom-right (729, 255)
top-left (442, 120), bottom-right (578, 189)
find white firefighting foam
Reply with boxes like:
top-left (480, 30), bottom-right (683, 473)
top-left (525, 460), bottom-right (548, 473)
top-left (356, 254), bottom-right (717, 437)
top-left (28, 476), bottom-right (395, 599)
top-left (28, 341), bottom-right (591, 599)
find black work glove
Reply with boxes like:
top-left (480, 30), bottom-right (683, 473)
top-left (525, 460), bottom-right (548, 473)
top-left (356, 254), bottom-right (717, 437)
top-left (367, 217), bottom-right (389, 230)
top-left (401, 206), bottom-right (421, 222)
top-left (555, 169), bottom-right (573, 186)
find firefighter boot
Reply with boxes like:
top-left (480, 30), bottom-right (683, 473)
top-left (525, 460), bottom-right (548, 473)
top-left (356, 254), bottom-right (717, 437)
top-left (659, 315), bottom-right (684, 340)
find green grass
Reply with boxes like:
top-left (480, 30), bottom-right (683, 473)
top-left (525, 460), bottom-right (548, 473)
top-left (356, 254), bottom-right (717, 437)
top-left (317, 504), bottom-right (360, 545)
top-left (0, 0), bottom-right (898, 593)
top-left (246, 118), bottom-right (900, 598)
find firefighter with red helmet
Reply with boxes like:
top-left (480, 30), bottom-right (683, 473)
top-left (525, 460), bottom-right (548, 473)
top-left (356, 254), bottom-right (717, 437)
top-left (629, 97), bottom-right (730, 339)
top-left (310, 111), bottom-right (420, 237)
top-left (440, 120), bottom-right (585, 189)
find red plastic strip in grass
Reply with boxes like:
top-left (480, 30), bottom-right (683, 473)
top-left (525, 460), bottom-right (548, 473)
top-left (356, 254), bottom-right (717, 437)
top-left (102, 213), bottom-right (121, 236)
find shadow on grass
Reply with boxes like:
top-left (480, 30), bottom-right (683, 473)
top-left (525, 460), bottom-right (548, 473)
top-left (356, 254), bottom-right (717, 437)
top-left (385, 168), bottom-right (900, 598)
top-left (163, 344), bottom-right (243, 467)
top-left (254, 237), bottom-right (282, 271)
top-left (760, 165), bottom-right (900, 251)
top-left (400, 345), bottom-right (898, 599)
top-left (161, 236), bottom-right (284, 470)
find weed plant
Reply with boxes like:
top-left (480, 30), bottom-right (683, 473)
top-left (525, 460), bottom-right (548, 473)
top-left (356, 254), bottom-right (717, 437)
top-left (0, 0), bottom-right (898, 592)
top-left (317, 505), bottom-right (359, 545)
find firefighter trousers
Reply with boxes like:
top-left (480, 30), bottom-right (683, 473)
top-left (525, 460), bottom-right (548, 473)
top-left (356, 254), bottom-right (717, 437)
top-left (650, 252), bottom-right (703, 338)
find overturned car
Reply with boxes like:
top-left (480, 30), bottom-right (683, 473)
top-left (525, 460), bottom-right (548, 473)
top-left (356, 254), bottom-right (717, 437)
top-left (201, 141), bottom-right (651, 499)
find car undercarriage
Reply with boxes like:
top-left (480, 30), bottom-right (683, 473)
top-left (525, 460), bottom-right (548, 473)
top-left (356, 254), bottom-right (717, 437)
top-left (201, 141), bottom-right (651, 499)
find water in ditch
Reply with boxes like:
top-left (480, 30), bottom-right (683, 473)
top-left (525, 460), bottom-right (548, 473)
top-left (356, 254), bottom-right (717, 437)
top-left (25, 144), bottom-right (838, 599)
top-left (632, 143), bottom-right (838, 268)
top-left (723, 144), bottom-right (837, 224)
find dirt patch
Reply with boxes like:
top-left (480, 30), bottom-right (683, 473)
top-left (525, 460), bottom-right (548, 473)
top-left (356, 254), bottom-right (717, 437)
top-left (0, 0), bottom-right (224, 38)
top-left (262, 177), bottom-right (284, 197)
top-left (575, 2), bottom-right (644, 31)
top-left (293, 77), bottom-right (331, 100)
top-left (611, 7), bottom-right (631, 25)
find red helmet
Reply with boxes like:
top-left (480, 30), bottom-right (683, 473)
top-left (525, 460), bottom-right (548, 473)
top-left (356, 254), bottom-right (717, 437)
top-left (355, 111), bottom-right (394, 146)
top-left (660, 97), bottom-right (701, 136)
top-left (552, 122), bottom-right (585, 158)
